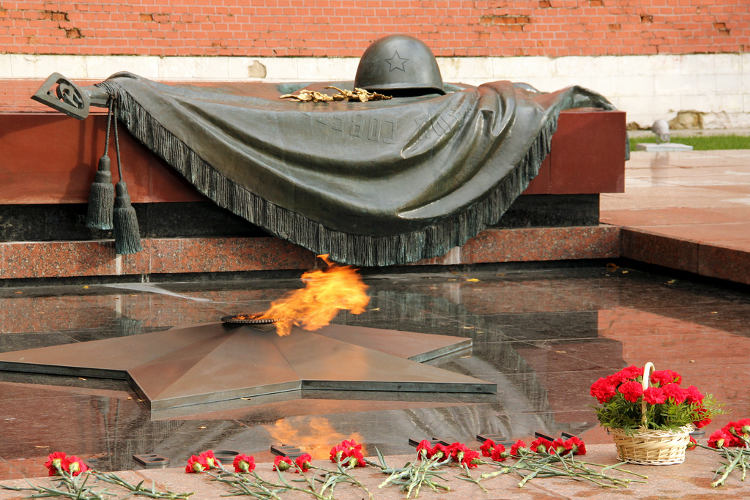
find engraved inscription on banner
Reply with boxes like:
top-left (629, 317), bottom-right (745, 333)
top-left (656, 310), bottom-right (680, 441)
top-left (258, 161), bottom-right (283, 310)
top-left (317, 114), bottom-right (396, 144)
top-left (413, 108), bottom-right (461, 139)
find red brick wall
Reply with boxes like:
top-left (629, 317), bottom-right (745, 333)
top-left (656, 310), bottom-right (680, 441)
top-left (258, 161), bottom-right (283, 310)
top-left (1, 0), bottom-right (747, 57)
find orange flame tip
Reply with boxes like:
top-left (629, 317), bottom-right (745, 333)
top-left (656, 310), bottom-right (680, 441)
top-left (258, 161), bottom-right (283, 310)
top-left (259, 255), bottom-right (369, 336)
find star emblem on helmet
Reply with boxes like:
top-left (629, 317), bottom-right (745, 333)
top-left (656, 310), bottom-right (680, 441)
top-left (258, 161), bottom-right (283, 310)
top-left (384, 50), bottom-right (409, 72)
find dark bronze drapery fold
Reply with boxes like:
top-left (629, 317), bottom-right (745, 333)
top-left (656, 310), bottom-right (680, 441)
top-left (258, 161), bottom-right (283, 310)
top-left (98, 74), bottom-right (615, 266)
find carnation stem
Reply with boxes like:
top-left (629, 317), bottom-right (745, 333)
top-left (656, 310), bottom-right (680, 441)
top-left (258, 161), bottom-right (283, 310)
top-left (456, 463), bottom-right (487, 492)
top-left (93, 471), bottom-right (193, 498)
top-left (518, 464), bottom-right (545, 487)
top-left (579, 460), bottom-right (649, 479)
top-left (740, 455), bottom-right (746, 482)
top-left (712, 448), bottom-right (744, 487)
top-left (376, 454), bottom-right (450, 498)
top-left (210, 470), bottom-right (284, 499)
top-left (478, 467), bottom-right (511, 481)
top-left (268, 470), bottom-right (327, 500)
top-left (299, 465), bottom-right (324, 496)
top-left (315, 459), bottom-right (373, 500)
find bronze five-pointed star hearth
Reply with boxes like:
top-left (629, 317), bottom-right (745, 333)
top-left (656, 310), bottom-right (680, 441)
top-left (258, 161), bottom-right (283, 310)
top-left (0, 323), bottom-right (495, 412)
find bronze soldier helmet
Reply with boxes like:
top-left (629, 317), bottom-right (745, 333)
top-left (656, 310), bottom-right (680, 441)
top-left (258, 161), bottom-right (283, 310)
top-left (354, 35), bottom-right (445, 95)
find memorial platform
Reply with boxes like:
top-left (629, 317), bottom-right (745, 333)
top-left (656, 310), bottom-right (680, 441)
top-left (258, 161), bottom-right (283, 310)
top-left (0, 105), bottom-right (626, 280)
top-left (1, 248), bottom-right (748, 496)
top-left (1, 92), bottom-right (748, 287)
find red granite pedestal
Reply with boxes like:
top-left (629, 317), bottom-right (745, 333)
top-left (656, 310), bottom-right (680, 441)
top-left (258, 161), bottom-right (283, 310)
top-left (0, 107), bottom-right (626, 279)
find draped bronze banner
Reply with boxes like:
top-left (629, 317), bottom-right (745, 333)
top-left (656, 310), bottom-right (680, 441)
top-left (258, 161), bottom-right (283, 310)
top-left (98, 73), bottom-right (616, 266)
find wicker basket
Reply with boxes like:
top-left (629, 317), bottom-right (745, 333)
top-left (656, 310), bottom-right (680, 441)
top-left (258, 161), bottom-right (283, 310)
top-left (611, 424), bottom-right (694, 465)
top-left (609, 362), bottom-right (694, 465)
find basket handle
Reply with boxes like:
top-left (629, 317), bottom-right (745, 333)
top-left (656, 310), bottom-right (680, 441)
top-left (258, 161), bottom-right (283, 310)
top-left (640, 362), bottom-right (654, 427)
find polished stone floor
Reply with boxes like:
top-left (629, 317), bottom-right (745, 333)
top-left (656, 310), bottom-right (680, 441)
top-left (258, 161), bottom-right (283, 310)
top-left (602, 150), bottom-right (750, 285)
top-left (1, 262), bottom-right (749, 480)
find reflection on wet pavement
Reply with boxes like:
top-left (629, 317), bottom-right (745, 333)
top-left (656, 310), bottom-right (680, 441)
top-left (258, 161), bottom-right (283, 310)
top-left (1, 263), bottom-right (749, 480)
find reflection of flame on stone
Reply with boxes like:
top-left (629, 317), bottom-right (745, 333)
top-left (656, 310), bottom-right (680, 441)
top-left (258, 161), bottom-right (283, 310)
top-left (266, 417), bottom-right (365, 459)
top-left (260, 254), bottom-right (370, 336)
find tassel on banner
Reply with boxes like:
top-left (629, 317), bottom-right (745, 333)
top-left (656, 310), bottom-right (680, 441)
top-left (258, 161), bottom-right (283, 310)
top-left (85, 99), bottom-right (115, 230)
top-left (110, 99), bottom-right (142, 254)
top-left (113, 181), bottom-right (142, 254)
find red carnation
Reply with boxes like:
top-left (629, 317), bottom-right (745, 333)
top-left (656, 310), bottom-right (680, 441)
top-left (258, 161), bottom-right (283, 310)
top-left (609, 366), bottom-right (641, 385)
top-left (490, 443), bottom-right (508, 462)
top-left (415, 440), bottom-right (433, 460)
top-left (329, 444), bottom-right (346, 462)
top-left (233, 454), bottom-right (255, 473)
top-left (62, 456), bottom-right (88, 476)
top-left (618, 381), bottom-right (644, 403)
top-left (448, 442), bottom-right (471, 462)
top-left (693, 406), bottom-right (712, 429)
top-left (565, 436), bottom-right (586, 456)
top-left (687, 437), bottom-right (697, 450)
top-left (330, 439), bottom-right (361, 461)
top-left (295, 453), bottom-right (313, 472)
top-left (662, 383), bottom-right (687, 404)
top-left (728, 418), bottom-right (750, 436)
top-left (447, 442), bottom-right (481, 467)
top-left (510, 440), bottom-right (528, 457)
top-left (415, 441), bottom-right (450, 461)
top-left (480, 439), bottom-right (495, 457)
top-left (198, 450), bottom-right (221, 469)
top-left (708, 429), bottom-right (734, 449)
top-left (620, 365), bottom-right (643, 379)
top-left (185, 454), bottom-right (208, 473)
top-left (650, 369), bottom-right (681, 386)
top-left (550, 438), bottom-right (572, 456)
top-left (684, 385), bottom-right (704, 404)
top-left (459, 449), bottom-right (481, 468)
top-left (529, 437), bottom-right (553, 454)
top-left (45, 452), bottom-right (67, 476)
top-left (643, 386), bottom-right (666, 405)
top-left (273, 456), bottom-right (293, 471)
top-left (428, 443), bottom-right (451, 461)
top-left (348, 452), bottom-right (366, 467)
top-left (329, 439), bottom-right (365, 467)
top-left (590, 377), bottom-right (618, 404)
top-left (693, 417), bottom-right (712, 429)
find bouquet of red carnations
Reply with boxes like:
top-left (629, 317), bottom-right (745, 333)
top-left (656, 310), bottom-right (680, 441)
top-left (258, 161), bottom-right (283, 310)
top-left (590, 362), bottom-right (721, 465)
top-left (590, 363), bottom-right (719, 432)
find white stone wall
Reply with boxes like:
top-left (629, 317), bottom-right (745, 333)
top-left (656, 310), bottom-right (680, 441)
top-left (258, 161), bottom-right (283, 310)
top-left (3, 53), bottom-right (748, 128)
